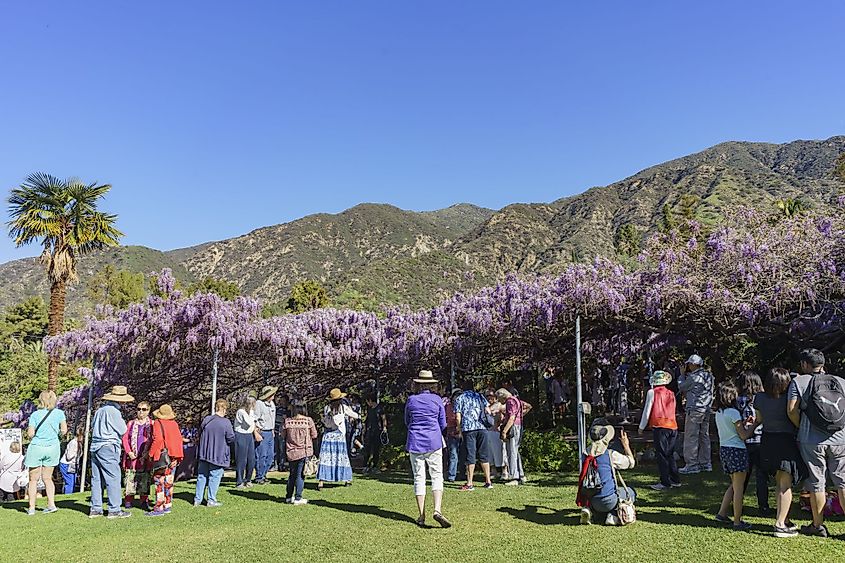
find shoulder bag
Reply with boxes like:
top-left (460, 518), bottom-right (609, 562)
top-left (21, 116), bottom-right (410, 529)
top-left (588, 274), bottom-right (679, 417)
top-left (32, 408), bottom-right (56, 439)
top-left (151, 420), bottom-right (171, 472)
top-left (612, 466), bottom-right (637, 525)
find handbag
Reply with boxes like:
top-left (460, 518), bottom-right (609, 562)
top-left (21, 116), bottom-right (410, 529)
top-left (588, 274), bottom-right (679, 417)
top-left (303, 455), bottom-right (319, 478)
top-left (612, 466), bottom-right (637, 525)
top-left (151, 420), bottom-right (171, 473)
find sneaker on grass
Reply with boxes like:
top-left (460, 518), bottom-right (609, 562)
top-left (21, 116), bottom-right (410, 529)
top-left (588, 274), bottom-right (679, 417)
top-left (107, 510), bottom-right (132, 519)
top-left (88, 510), bottom-right (103, 519)
top-left (207, 500), bottom-right (223, 508)
top-left (714, 513), bottom-right (731, 524)
top-left (800, 524), bottom-right (829, 538)
top-left (773, 525), bottom-right (798, 538)
top-left (732, 521), bottom-right (752, 532)
top-left (459, 484), bottom-right (475, 491)
top-left (579, 508), bottom-right (592, 525)
top-left (670, 481), bottom-right (682, 488)
top-left (649, 483), bottom-right (670, 491)
top-left (292, 499), bottom-right (308, 506)
top-left (42, 506), bottom-right (58, 514)
top-left (678, 465), bottom-right (700, 475)
top-left (145, 510), bottom-right (168, 517)
top-left (483, 482), bottom-right (494, 489)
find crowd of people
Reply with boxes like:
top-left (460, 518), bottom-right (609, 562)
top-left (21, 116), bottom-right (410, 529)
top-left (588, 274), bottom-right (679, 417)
top-left (2, 369), bottom-right (531, 528)
top-left (578, 348), bottom-right (845, 539)
top-left (5, 347), bottom-right (845, 540)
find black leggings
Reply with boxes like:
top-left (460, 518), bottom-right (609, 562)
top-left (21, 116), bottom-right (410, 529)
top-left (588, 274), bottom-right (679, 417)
top-left (742, 442), bottom-right (769, 510)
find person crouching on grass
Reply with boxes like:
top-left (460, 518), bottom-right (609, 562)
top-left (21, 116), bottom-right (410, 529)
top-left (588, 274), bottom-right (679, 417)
top-left (714, 381), bottom-right (759, 531)
top-left (638, 370), bottom-right (681, 491)
top-left (146, 404), bottom-right (184, 516)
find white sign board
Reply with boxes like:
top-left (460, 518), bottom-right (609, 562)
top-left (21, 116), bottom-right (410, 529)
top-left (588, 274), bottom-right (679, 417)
top-left (0, 428), bottom-right (23, 456)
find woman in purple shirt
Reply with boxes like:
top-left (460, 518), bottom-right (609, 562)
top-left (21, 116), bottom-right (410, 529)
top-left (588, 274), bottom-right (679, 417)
top-left (405, 370), bottom-right (451, 528)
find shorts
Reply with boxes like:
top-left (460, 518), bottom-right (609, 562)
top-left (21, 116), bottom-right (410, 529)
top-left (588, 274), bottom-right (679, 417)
top-left (24, 443), bottom-right (60, 468)
top-left (463, 430), bottom-right (489, 465)
top-left (719, 446), bottom-right (749, 475)
top-left (798, 443), bottom-right (845, 492)
top-left (760, 432), bottom-right (807, 487)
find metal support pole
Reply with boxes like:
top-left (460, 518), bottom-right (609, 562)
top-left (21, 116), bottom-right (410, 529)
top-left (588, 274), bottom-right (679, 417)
top-left (210, 347), bottom-right (219, 415)
top-left (575, 316), bottom-right (585, 462)
top-left (79, 359), bottom-right (96, 494)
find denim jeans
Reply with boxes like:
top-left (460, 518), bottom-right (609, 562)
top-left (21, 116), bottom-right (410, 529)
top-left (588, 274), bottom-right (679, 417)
top-left (90, 443), bottom-right (122, 513)
top-left (59, 463), bottom-right (76, 494)
top-left (194, 460), bottom-right (224, 504)
top-left (503, 424), bottom-right (524, 480)
top-left (286, 457), bottom-right (306, 500)
top-left (255, 430), bottom-right (275, 481)
top-left (446, 436), bottom-right (464, 481)
top-left (235, 432), bottom-right (256, 485)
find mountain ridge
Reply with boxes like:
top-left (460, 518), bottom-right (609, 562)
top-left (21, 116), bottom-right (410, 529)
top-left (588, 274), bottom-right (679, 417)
top-left (2, 136), bottom-right (843, 314)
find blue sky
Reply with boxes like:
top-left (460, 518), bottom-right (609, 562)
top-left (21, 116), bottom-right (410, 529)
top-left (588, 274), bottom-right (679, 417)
top-left (1, 1), bottom-right (843, 263)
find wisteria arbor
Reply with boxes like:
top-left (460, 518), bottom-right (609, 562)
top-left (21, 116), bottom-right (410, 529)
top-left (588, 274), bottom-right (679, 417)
top-left (8, 206), bottom-right (843, 426)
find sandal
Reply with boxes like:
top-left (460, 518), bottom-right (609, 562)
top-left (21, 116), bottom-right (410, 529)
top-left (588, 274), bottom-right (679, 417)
top-left (415, 515), bottom-right (426, 527)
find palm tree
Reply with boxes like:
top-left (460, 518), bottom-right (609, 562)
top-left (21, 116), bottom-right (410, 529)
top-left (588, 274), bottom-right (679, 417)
top-left (7, 173), bottom-right (122, 390)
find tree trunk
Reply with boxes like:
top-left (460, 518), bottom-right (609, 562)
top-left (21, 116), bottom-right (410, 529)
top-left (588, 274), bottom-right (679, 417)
top-left (47, 278), bottom-right (67, 392)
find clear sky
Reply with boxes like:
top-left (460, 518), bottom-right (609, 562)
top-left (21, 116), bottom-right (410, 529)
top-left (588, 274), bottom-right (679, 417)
top-left (1, 1), bottom-right (843, 263)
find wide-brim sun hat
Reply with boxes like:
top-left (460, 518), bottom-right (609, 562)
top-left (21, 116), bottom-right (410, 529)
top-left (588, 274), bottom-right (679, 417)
top-left (650, 370), bottom-right (672, 387)
top-left (102, 385), bottom-right (135, 403)
top-left (259, 385), bottom-right (278, 400)
top-left (686, 354), bottom-right (703, 366)
top-left (413, 370), bottom-right (438, 384)
top-left (152, 404), bottom-right (176, 420)
top-left (327, 388), bottom-right (347, 401)
top-left (588, 424), bottom-right (615, 457)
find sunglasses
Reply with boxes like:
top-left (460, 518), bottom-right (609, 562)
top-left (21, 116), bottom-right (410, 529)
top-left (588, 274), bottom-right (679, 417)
top-left (139, 407), bottom-right (150, 411)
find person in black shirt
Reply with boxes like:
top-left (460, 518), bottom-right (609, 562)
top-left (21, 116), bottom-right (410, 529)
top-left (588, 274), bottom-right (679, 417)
top-left (361, 394), bottom-right (388, 473)
top-left (273, 394), bottom-right (290, 472)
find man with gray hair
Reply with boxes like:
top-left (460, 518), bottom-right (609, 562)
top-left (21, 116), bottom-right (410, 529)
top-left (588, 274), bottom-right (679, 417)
top-left (678, 354), bottom-right (714, 475)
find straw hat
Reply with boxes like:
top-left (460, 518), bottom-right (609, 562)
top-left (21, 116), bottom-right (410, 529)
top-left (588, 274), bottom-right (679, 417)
top-left (327, 388), bottom-right (347, 401)
top-left (414, 370), bottom-right (438, 384)
top-left (102, 385), bottom-right (134, 403)
top-left (258, 385), bottom-right (278, 400)
top-left (588, 424), bottom-right (615, 457)
top-left (152, 404), bottom-right (176, 420)
top-left (650, 370), bottom-right (672, 387)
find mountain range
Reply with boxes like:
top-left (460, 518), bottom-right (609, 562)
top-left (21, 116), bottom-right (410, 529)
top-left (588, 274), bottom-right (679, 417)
top-left (2, 136), bottom-right (844, 315)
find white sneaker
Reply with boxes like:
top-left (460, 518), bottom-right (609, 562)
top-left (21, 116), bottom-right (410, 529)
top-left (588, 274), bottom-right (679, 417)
top-left (284, 498), bottom-right (293, 504)
top-left (605, 512), bottom-right (621, 526)
top-left (650, 483), bottom-right (670, 491)
top-left (292, 498), bottom-right (309, 506)
top-left (580, 507), bottom-right (592, 525)
top-left (678, 465), bottom-right (700, 475)
top-left (701, 465), bottom-right (713, 472)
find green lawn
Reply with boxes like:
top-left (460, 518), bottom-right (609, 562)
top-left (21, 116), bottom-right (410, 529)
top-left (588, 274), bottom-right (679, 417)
top-left (4, 467), bottom-right (845, 562)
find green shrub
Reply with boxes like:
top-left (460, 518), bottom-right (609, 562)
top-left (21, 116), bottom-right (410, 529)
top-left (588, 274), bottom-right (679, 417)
top-left (379, 444), bottom-right (409, 471)
top-left (520, 427), bottom-right (578, 472)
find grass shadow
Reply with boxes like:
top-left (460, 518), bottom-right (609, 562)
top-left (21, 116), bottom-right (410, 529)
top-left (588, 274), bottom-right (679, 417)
top-left (308, 499), bottom-right (417, 524)
top-left (228, 489), bottom-right (283, 502)
top-left (55, 498), bottom-right (91, 515)
top-left (173, 491), bottom-right (196, 504)
top-left (638, 508), bottom-right (728, 529)
top-left (496, 504), bottom-right (579, 526)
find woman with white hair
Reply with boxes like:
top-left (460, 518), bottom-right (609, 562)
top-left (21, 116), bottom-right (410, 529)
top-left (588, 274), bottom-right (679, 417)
top-left (496, 388), bottom-right (531, 485)
top-left (405, 370), bottom-right (451, 528)
top-left (576, 424), bottom-right (636, 525)
top-left (24, 390), bottom-right (68, 515)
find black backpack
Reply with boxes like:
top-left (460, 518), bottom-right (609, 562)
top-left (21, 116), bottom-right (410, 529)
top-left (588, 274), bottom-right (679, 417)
top-left (801, 373), bottom-right (845, 433)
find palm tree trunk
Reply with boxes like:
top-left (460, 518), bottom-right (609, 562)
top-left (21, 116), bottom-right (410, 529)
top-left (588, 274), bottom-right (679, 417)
top-left (47, 279), bottom-right (67, 391)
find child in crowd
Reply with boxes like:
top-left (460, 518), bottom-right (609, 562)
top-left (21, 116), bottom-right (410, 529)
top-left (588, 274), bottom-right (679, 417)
top-left (735, 371), bottom-right (769, 516)
top-left (714, 381), bottom-right (758, 531)
top-left (638, 370), bottom-right (681, 491)
top-left (1, 442), bottom-right (26, 501)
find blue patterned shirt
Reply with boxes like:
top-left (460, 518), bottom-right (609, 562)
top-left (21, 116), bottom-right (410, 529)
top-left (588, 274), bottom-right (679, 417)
top-left (453, 391), bottom-right (488, 432)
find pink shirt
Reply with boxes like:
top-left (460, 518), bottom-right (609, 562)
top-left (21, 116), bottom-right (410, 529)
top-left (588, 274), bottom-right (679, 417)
top-left (505, 397), bottom-right (523, 426)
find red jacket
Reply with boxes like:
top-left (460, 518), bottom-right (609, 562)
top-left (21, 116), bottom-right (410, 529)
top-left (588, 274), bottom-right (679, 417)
top-left (649, 386), bottom-right (678, 430)
top-left (149, 419), bottom-right (184, 461)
